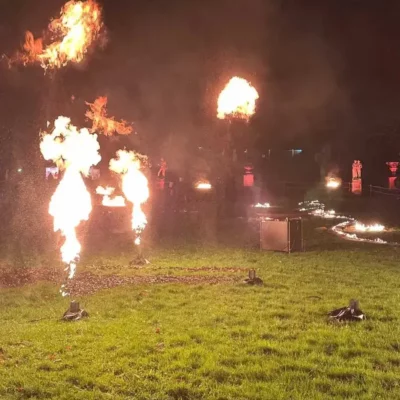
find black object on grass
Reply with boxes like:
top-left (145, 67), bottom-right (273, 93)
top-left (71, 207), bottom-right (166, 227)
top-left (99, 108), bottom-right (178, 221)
top-left (63, 301), bottom-right (89, 321)
top-left (244, 269), bottom-right (263, 286)
top-left (329, 299), bottom-right (366, 322)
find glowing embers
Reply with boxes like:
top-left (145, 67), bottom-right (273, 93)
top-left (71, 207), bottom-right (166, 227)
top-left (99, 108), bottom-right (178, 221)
top-left (217, 77), bottom-right (259, 120)
top-left (96, 186), bottom-right (126, 207)
top-left (195, 181), bottom-right (212, 191)
top-left (13, 0), bottom-right (103, 69)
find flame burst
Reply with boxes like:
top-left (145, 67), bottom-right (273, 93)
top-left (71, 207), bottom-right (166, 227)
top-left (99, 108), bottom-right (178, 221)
top-left (326, 177), bottom-right (341, 189)
top-left (217, 77), bottom-right (259, 120)
top-left (15, 0), bottom-right (102, 69)
top-left (354, 223), bottom-right (385, 233)
top-left (86, 97), bottom-right (132, 136)
top-left (40, 116), bottom-right (101, 294)
top-left (96, 185), bottom-right (126, 207)
top-left (195, 181), bottom-right (212, 190)
top-left (109, 150), bottom-right (149, 245)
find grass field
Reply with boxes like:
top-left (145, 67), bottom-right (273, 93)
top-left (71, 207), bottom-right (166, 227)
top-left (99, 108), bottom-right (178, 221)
top-left (1, 221), bottom-right (400, 399)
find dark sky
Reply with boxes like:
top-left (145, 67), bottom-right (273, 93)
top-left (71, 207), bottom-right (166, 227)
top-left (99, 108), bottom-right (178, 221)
top-left (1, 0), bottom-right (400, 171)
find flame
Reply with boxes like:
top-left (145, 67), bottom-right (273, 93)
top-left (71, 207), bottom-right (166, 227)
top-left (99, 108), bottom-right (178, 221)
top-left (50, 168), bottom-right (91, 265)
top-left (103, 196), bottom-right (126, 207)
top-left (354, 222), bottom-right (385, 233)
top-left (253, 202), bottom-right (270, 208)
top-left (333, 221), bottom-right (388, 245)
top-left (195, 182), bottom-right (212, 190)
top-left (86, 97), bottom-right (133, 136)
top-left (110, 150), bottom-right (149, 244)
top-left (40, 116), bottom-right (101, 293)
top-left (15, 0), bottom-right (102, 69)
top-left (40, 116), bottom-right (101, 173)
top-left (217, 77), bottom-right (259, 120)
top-left (96, 185), bottom-right (115, 196)
top-left (96, 185), bottom-right (126, 207)
top-left (326, 177), bottom-right (341, 189)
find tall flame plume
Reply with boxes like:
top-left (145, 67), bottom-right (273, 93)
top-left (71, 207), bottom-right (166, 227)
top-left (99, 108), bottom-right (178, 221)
top-left (109, 150), bottom-right (149, 245)
top-left (13, 0), bottom-right (103, 69)
top-left (40, 116), bottom-right (101, 295)
top-left (217, 77), bottom-right (259, 120)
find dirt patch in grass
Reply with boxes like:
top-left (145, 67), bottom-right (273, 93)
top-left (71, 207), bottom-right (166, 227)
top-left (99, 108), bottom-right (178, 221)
top-left (0, 266), bottom-right (62, 288)
top-left (0, 267), bottom-right (238, 295)
top-left (66, 273), bottom-right (238, 296)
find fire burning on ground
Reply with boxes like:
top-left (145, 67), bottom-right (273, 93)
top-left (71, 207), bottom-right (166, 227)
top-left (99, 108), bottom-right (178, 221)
top-left (40, 116), bottom-right (101, 295)
top-left (353, 222), bottom-right (385, 233)
top-left (299, 201), bottom-right (390, 245)
top-left (298, 200), bottom-right (348, 219)
top-left (86, 97), bottom-right (133, 136)
top-left (195, 181), bottom-right (212, 190)
top-left (96, 186), bottom-right (126, 207)
top-left (325, 177), bottom-right (341, 189)
top-left (11, 0), bottom-right (103, 69)
top-left (253, 202), bottom-right (271, 208)
top-left (110, 150), bottom-right (149, 246)
top-left (332, 221), bottom-right (389, 245)
top-left (217, 77), bottom-right (259, 120)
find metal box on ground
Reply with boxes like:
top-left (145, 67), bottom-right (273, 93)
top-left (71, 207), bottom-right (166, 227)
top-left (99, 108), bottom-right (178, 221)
top-left (260, 218), bottom-right (303, 253)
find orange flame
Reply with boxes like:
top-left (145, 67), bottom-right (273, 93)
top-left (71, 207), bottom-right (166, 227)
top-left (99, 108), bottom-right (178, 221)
top-left (40, 117), bottom-right (101, 293)
top-left (354, 223), bottom-right (385, 233)
top-left (86, 97), bottom-right (133, 136)
top-left (195, 181), bottom-right (212, 190)
top-left (109, 150), bottom-right (149, 245)
top-left (217, 77), bottom-right (259, 120)
top-left (325, 177), bottom-right (341, 189)
top-left (96, 185), bottom-right (126, 207)
top-left (15, 0), bottom-right (102, 69)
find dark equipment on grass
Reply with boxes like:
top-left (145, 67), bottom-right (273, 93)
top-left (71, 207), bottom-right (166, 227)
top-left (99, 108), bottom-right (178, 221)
top-left (129, 245), bottom-right (150, 267)
top-left (329, 299), bottom-right (366, 322)
top-left (260, 218), bottom-right (304, 253)
top-left (244, 269), bottom-right (263, 285)
top-left (62, 301), bottom-right (89, 321)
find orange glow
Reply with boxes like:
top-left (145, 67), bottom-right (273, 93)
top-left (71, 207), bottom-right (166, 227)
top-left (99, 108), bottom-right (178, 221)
top-left (86, 97), bottom-right (133, 136)
top-left (16, 0), bottom-right (102, 69)
top-left (326, 177), bottom-right (341, 189)
top-left (96, 185), bottom-right (126, 207)
top-left (40, 116), bottom-right (101, 289)
top-left (195, 181), bottom-right (212, 190)
top-left (102, 196), bottom-right (126, 207)
top-left (217, 77), bottom-right (259, 120)
top-left (110, 150), bottom-right (149, 244)
top-left (354, 223), bottom-right (385, 233)
top-left (96, 185), bottom-right (115, 196)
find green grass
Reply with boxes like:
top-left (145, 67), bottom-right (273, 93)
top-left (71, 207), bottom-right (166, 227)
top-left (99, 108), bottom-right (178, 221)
top-left (1, 224), bottom-right (400, 399)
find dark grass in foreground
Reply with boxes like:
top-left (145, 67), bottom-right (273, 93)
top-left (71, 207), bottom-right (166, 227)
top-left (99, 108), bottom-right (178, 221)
top-left (1, 227), bottom-right (400, 399)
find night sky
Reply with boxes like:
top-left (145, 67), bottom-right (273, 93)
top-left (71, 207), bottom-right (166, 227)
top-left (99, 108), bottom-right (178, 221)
top-left (1, 0), bottom-right (400, 179)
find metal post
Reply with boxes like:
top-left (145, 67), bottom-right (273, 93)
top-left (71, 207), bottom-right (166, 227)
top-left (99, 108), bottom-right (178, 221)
top-left (249, 269), bottom-right (256, 280)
